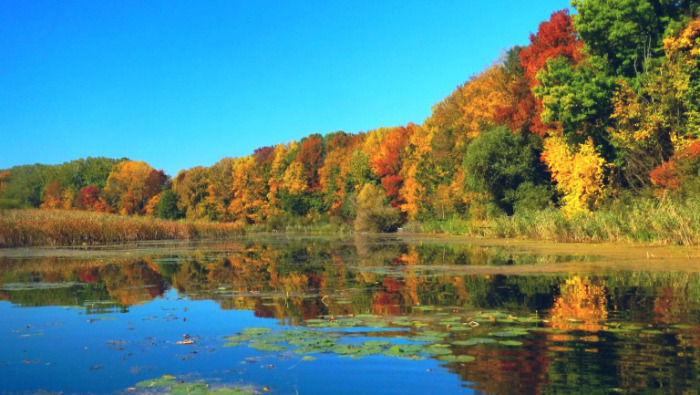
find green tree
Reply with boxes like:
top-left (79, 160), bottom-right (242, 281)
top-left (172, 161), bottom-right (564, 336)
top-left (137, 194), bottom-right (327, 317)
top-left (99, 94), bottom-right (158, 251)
top-left (463, 126), bottom-right (550, 215)
top-left (156, 190), bottom-right (182, 220)
top-left (572, 0), bottom-right (700, 83)
top-left (534, 56), bottom-right (616, 149)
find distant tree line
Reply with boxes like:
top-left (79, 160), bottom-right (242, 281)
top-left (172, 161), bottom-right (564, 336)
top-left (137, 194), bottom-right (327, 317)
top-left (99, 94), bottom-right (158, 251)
top-left (3, 1), bottom-right (700, 231)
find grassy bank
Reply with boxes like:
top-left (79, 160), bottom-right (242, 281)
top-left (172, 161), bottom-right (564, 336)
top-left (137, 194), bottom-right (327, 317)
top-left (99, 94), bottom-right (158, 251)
top-left (3, 195), bottom-right (699, 248)
top-left (487, 196), bottom-right (700, 245)
top-left (0, 209), bottom-right (245, 248)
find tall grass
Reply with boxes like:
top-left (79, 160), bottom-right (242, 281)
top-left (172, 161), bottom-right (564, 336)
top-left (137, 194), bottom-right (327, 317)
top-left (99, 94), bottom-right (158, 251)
top-left (0, 209), bottom-right (245, 248)
top-left (488, 196), bottom-right (700, 245)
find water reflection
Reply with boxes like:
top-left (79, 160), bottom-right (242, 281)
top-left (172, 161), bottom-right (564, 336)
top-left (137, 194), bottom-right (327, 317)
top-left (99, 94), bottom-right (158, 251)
top-left (0, 237), bottom-right (698, 394)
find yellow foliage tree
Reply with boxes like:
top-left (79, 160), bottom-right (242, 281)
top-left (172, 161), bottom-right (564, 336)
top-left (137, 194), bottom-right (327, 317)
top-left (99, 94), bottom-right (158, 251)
top-left (228, 156), bottom-right (269, 224)
top-left (281, 161), bottom-right (309, 195)
top-left (541, 136), bottom-right (609, 217)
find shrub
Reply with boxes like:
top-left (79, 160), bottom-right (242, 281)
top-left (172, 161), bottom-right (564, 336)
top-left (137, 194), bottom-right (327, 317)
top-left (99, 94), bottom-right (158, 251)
top-left (354, 184), bottom-right (402, 232)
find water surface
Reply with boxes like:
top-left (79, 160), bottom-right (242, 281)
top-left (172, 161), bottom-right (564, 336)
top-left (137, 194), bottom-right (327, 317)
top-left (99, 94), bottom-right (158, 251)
top-left (0, 236), bottom-right (698, 394)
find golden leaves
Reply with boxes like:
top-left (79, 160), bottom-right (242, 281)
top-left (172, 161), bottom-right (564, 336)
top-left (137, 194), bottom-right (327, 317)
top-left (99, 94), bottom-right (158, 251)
top-left (541, 136), bottom-right (609, 217)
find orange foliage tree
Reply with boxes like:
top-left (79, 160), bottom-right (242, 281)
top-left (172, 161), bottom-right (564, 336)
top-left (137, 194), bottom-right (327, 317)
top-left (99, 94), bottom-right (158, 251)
top-left (370, 125), bottom-right (415, 207)
top-left (0, 170), bottom-right (10, 197)
top-left (40, 181), bottom-right (63, 210)
top-left (104, 161), bottom-right (167, 215)
top-left (457, 65), bottom-right (513, 139)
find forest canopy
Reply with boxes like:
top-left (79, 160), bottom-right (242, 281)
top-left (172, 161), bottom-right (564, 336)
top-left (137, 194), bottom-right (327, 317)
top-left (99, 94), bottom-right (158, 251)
top-left (3, 0), bottom-right (700, 232)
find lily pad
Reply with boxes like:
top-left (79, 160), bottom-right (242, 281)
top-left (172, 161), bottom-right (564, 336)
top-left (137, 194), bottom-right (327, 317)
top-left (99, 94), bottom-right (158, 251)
top-left (413, 332), bottom-right (448, 342)
top-left (452, 338), bottom-right (496, 346)
top-left (332, 344), bottom-right (361, 355)
top-left (249, 342), bottom-right (286, 352)
top-left (490, 331), bottom-right (526, 337)
top-left (422, 344), bottom-right (452, 355)
top-left (211, 389), bottom-right (256, 395)
top-left (136, 375), bottom-right (177, 388)
top-left (382, 344), bottom-right (424, 359)
top-left (498, 340), bottom-right (524, 346)
top-left (671, 324), bottom-right (692, 330)
top-left (170, 382), bottom-right (209, 395)
top-left (242, 327), bottom-right (272, 336)
top-left (438, 355), bottom-right (476, 363)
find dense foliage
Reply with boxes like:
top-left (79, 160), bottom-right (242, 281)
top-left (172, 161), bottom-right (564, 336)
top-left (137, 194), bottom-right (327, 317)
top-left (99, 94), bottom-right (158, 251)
top-left (3, 1), bottom-right (700, 235)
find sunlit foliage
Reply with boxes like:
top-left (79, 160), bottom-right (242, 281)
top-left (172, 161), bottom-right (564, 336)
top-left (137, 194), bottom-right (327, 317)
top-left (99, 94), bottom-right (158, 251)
top-left (4, 1), bottom-right (700, 231)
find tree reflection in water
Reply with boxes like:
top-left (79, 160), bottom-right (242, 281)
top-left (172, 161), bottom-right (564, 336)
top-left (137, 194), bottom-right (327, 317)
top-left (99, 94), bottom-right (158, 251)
top-left (0, 237), bottom-right (698, 393)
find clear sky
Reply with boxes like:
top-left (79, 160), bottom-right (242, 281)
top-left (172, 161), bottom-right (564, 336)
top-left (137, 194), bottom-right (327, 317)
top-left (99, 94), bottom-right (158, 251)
top-left (1, 0), bottom-right (571, 177)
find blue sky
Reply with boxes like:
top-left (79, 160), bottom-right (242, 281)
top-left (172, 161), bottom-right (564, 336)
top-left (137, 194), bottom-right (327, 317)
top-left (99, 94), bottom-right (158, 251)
top-left (1, 0), bottom-right (570, 177)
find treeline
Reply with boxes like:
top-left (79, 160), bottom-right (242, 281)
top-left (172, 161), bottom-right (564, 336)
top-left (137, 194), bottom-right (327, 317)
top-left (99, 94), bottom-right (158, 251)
top-left (3, 0), bottom-right (700, 235)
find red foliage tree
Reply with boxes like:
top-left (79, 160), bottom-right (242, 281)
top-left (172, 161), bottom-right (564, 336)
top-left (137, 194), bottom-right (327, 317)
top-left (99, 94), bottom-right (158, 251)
top-left (79, 186), bottom-right (100, 209)
top-left (370, 124), bottom-right (416, 206)
top-left (520, 10), bottom-right (583, 86)
top-left (650, 142), bottom-right (700, 191)
top-left (253, 146), bottom-right (275, 165)
top-left (297, 135), bottom-right (325, 190)
top-left (510, 10), bottom-right (584, 136)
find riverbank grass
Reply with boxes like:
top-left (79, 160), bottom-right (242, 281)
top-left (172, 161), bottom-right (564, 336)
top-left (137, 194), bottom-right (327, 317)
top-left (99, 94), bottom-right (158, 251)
top-left (0, 209), bottom-right (245, 247)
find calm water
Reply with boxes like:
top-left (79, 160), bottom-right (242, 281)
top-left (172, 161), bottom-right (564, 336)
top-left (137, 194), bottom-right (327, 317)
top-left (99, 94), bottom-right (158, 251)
top-left (0, 236), bottom-right (698, 394)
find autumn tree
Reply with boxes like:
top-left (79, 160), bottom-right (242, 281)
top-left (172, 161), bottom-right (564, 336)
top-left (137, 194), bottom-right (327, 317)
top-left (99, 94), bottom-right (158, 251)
top-left (79, 186), bottom-right (100, 209)
top-left (457, 65), bottom-right (513, 138)
top-left (318, 132), bottom-right (355, 217)
top-left (297, 134), bottom-right (325, 191)
top-left (104, 161), bottom-right (167, 215)
top-left (518, 9), bottom-right (584, 136)
top-left (370, 125), bottom-right (415, 207)
top-left (228, 156), bottom-right (270, 224)
top-left (354, 183), bottom-right (402, 232)
top-left (0, 170), bottom-right (10, 200)
top-left (650, 141), bottom-right (700, 195)
top-left (40, 181), bottom-right (63, 210)
top-left (203, 157), bottom-right (236, 221)
top-left (541, 136), bottom-right (610, 217)
top-left (171, 166), bottom-right (211, 220)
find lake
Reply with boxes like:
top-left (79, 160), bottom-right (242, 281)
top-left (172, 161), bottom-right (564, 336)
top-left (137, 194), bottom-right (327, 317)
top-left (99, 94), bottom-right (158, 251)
top-left (0, 235), bottom-right (698, 394)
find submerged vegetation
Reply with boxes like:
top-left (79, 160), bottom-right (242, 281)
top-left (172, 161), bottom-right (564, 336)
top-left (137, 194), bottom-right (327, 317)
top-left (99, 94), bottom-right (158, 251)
top-left (4, 1), bottom-right (700, 246)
